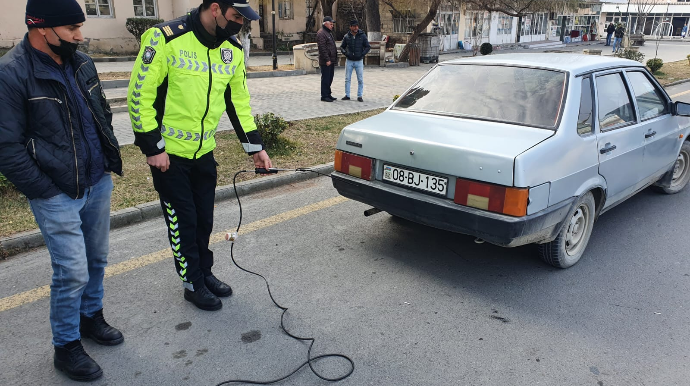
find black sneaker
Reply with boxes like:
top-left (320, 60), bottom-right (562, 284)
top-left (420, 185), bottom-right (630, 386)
top-left (205, 275), bottom-right (233, 297)
top-left (357, 97), bottom-right (364, 102)
top-left (321, 97), bottom-right (334, 102)
top-left (80, 309), bottom-right (124, 346)
top-left (342, 96), bottom-right (351, 100)
top-left (54, 340), bottom-right (103, 382)
top-left (184, 285), bottom-right (222, 311)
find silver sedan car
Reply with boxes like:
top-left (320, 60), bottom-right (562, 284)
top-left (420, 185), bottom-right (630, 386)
top-left (332, 54), bottom-right (690, 268)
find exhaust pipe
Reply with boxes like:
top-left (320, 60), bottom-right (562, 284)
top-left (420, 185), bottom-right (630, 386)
top-left (364, 207), bottom-right (382, 217)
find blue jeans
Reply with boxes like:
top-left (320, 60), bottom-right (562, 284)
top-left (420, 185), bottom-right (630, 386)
top-left (30, 174), bottom-right (113, 347)
top-left (613, 37), bottom-right (622, 52)
top-left (345, 59), bottom-right (364, 98)
top-left (606, 33), bottom-right (612, 46)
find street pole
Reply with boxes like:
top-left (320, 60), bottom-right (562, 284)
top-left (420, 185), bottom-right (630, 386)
top-left (272, 0), bottom-right (277, 70)
top-left (656, 1), bottom-right (670, 58)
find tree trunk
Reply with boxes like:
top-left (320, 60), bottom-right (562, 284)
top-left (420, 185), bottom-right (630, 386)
top-left (516, 15), bottom-right (522, 43)
top-left (366, 0), bottom-right (382, 41)
top-left (399, 0), bottom-right (442, 62)
top-left (320, 0), bottom-right (337, 18)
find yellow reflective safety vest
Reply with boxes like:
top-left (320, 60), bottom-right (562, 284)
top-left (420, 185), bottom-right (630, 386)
top-left (128, 8), bottom-right (263, 159)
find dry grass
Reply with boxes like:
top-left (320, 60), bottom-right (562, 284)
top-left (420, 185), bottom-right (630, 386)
top-left (0, 109), bottom-right (384, 238)
top-left (653, 60), bottom-right (690, 86)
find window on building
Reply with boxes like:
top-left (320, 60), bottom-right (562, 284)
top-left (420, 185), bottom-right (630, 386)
top-left (278, 0), bottom-right (293, 20)
top-left (521, 13), bottom-right (547, 36)
top-left (464, 11), bottom-right (490, 39)
top-left (85, 0), bottom-right (113, 17)
top-left (133, 0), bottom-right (157, 18)
top-left (497, 14), bottom-right (513, 35)
top-left (392, 10), bottom-right (416, 34)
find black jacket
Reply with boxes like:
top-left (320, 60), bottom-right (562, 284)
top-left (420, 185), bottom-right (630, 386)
top-left (614, 26), bottom-right (625, 38)
top-left (607, 24), bottom-right (615, 34)
top-left (340, 29), bottom-right (371, 61)
top-left (0, 35), bottom-right (122, 200)
top-left (316, 25), bottom-right (337, 66)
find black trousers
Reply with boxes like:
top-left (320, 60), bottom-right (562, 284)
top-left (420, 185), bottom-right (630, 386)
top-left (150, 152), bottom-right (217, 291)
top-left (320, 64), bottom-right (335, 99)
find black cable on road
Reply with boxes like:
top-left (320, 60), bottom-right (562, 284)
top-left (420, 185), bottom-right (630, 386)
top-left (215, 169), bottom-right (353, 386)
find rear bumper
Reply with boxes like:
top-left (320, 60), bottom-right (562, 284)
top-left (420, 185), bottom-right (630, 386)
top-left (332, 172), bottom-right (576, 247)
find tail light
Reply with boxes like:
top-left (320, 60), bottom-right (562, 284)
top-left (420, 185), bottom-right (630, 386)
top-left (334, 150), bottom-right (373, 181)
top-left (454, 178), bottom-right (528, 217)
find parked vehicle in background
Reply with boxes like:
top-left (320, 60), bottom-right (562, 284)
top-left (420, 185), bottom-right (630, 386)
top-left (332, 54), bottom-right (690, 269)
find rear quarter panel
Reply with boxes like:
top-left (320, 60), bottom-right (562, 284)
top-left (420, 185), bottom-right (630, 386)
top-left (515, 73), bottom-right (606, 206)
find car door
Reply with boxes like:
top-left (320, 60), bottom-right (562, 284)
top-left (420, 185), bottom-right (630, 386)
top-left (624, 70), bottom-right (677, 186)
top-left (593, 70), bottom-right (646, 208)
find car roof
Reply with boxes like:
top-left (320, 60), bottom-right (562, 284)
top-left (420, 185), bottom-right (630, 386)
top-left (442, 53), bottom-right (645, 75)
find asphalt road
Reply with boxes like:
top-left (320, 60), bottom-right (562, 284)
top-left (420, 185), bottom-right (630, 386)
top-left (1, 82), bottom-right (690, 386)
top-left (1, 168), bottom-right (690, 386)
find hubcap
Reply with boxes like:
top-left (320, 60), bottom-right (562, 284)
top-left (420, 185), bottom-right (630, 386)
top-left (565, 205), bottom-right (589, 256)
top-left (672, 150), bottom-right (689, 187)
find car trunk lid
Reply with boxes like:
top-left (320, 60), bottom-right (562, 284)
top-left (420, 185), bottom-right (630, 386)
top-left (337, 111), bottom-right (554, 187)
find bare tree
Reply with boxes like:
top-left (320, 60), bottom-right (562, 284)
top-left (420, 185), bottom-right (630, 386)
top-left (632, 0), bottom-right (655, 34)
top-left (366, 0), bottom-right (382, 41)
top-left (382, 0), bottom-right (442, 62)
top-left (465, 0), bottom-right (578, 42)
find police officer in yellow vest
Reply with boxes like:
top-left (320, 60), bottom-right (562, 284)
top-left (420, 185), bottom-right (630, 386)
top-left (128, 0), bottom-right (272, 311)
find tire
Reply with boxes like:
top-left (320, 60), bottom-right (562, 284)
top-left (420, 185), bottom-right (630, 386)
top-left (538, 192), bottom-right (596, 269)
top-left (653, 141), bottom-right (690, 195)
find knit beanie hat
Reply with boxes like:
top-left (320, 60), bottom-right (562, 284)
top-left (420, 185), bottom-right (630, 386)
top-left (25, 0), bottom-right (85, 28)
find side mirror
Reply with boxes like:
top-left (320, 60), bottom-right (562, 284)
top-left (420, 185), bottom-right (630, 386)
top-left (673, 101), bottom-right (690, 116)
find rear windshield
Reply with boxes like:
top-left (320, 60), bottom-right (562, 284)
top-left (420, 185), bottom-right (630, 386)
top-left (392, 64), bottom-right (567, 129)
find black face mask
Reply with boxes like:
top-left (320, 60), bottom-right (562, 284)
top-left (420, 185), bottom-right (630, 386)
top-left (45, 28), bottom-right (78, 61)
top-left (215, 12), bottom-right (243, 40)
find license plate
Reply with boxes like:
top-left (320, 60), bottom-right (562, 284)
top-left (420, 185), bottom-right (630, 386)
top-left (383, 165), bottom-right (448, 196)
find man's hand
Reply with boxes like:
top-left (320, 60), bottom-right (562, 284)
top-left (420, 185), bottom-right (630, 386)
top-left (252, 150), bottom-right (273, 172)
top-left (326, 61), bottom-right (332, 66)
top-left (147, 152), bottom-right (170, 172)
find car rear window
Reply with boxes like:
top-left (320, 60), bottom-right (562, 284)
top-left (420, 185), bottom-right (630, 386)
top-left (392, 64), bottom-right (567, 129)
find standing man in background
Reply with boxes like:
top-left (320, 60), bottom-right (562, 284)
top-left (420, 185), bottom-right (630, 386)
top-left (340, 20), bottom-right (370, 103)
top-left (317, 16), bottom-right (338, 102)
top-left (612, 23), bottom-right (624, 53)
top-left (128, 0), bottom-right (272, 312)
top-left (606, 22), bottom-right (615, 46)
top-left (0, 0), bottom-right (124, 381)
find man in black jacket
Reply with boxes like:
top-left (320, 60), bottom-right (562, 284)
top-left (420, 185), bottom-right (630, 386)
top-left (316, 16), bottom-right (338, 102)
top-left (613, 23), bottom-right (625, 53)
top-left (606, 22), bottom-right (615, 46)
top-left (340, 20), bottom-right (370, 102)
top-left (0, 0), bottom-right (123, 382)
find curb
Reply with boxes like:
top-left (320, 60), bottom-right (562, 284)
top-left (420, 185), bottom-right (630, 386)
top-left (666, 78), bottom-right (690, 88)
top-left (102, 79), bottom-right (129, 89)
top-left (0, 163), bottom-right (335, 258)
top-left (92, 56), bottom-right (137, 62)
top-left (246, 69), bottom-right (307, 79)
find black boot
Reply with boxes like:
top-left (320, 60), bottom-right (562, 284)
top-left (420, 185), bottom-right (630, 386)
top-left (184, 285), bottom-right (222, 311)
top-left (54, 340), bottom-right (103, 382)
top-left (204, 275), bottom-right (233, 298)
top-left (80, 309), bottom-right (124, 346)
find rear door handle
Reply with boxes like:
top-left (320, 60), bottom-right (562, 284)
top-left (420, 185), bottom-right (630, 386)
top-left (600, 143), bottom-right (617, 154)
top-left (645, 131), bottom-right (657, 139)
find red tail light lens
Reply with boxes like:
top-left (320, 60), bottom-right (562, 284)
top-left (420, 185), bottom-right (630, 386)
top-left (454, 178), bottom-right (528, 217)
top-left (334, 150), bottom-right (373, 181)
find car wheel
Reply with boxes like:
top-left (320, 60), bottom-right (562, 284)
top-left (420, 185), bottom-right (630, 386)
top-left (538, 192), bottom-right (596, 269)
top-left (653, 141), bottom-right (690, 195)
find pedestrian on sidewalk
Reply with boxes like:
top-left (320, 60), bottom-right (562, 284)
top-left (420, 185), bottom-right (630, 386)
top-left (340, 19), bottom-right (370, 102)
top-left (128, 0), bottom-right (272, 312)
top-left (317, 16), bottom-right (338, 102)
top-left (0, 0), bottom-right (124, 382)
top-left (682, 24), bottom-right (688, 39)
top-left (606, 22), bottom-right (615, 46)
top-left (612, 23), bottom-right (624, 53)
